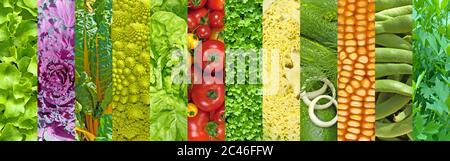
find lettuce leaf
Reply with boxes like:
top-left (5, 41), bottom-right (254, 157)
top-left (0, 0), bottom-right (37, 141)
top-left (149, 9), bottom-right (187, 141)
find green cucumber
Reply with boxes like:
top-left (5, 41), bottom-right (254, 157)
top-left (300, 101), bottom-right (337, 141)
top-left (301, 0), bottom-right (337, 48)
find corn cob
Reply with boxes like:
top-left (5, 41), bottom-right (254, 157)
top-left (337, 0), bottom-right (376, 141)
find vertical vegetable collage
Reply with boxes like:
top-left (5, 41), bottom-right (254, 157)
top-left (262, 0), bottom-right (300, 141)
top-left (375, 0), bottom-right (412, 141)
top-left (2, 0), bottom-right (450, 141)
top-left (187, 0), bottom-right (226, 141)
top-left (412, 0), bottom-right (450, 141)
top-left (0, 0), bottom-right (38, 141)
top-left (75, 0), bottom-right (113, 141)
top-left (300, 0), bottom-right (338, 141)
top-left (37, 0), bottom-right (76, 141)
top-left (337, 0), bottom-right (376, 141)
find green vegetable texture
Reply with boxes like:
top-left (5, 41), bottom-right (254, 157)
top-left (299, 0), bottom-right (337, 141)
top-left (75, 0), bottom-right (112, 141)
top-left (224, 0), bottom-right (263, 141)
top-left (375, 1), bottom-right (413, 141)
top-left (112, 0), bottom-right (151, 141)
top-left (412, 0), bottom-right (450, 141)
top-left (300, 0), bottom-right (337, 49)
top-left (0, 0), bottom-right (38, 141)
top-left (375, 0), bottom-right (411, 12)
top-left (149, 0), bottom-right (188, 141)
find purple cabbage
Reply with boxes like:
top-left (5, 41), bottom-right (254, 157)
top-left (37, 0), bottom-right (76, 141)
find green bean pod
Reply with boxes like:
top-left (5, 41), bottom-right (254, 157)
top-left (375, 0), bottom-right (412, 12)
top-left (376, 34), bottom-right (412, 50)
top-left (376, 14), bottom-right (412, 34)
top-left (376, 5), bottom-right (412, 17)
top-left (393, 104), bottom-right (412, 122)
top-left (376, 79), bottom-right (412, 97)
top-left (376, 94), bottom-right (411, 120)
top-left (376, 114), bottom-right (412, 138)
top-left (376, 14), bottom-right (392, 21)
top-left (403, 35), bottom-right (412, 44)
top-left (376, 63), bottom-right (412, 78)
top-left (375, 48), bottom-right (412, 64)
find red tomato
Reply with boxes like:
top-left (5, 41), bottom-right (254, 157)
top-left (211, 105), bottom-right (225, 124)
top-left (188, 14), bottom-right (199, 32)
top-left (195, 25), bottom-right (211, 39)
top-left (188, 110), bottom-right (210, 141)
top-left (188, 0), bottom-right (207, 9)
top-left (209, 122), bottom-right (225, 141)
top-left (207, 0), bottom-right (224, 11)
top-left (194, 40), bottom-right (225, 73)
top-left (208, 11), bottom-right (224, 28)
top-left (191, 80), bottom-right (225, 112)
top-left (189, 8), bottom-right (209, 23)
top-left (190, 65), bottom-right (203, 85)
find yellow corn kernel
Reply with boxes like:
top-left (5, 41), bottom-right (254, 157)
top-left (337, 0), bottom-right (375, 141)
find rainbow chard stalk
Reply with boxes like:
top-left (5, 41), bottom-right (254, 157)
top-left (74, 0), bottom-right (113, 141)
top-left (37, 0), bottom-right (76, 141)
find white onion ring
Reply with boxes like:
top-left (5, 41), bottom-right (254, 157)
top-left (302, 78), bottom-right (336, 110)
top-left (306, 81), bottom-right (327, 99)
top-left (308, 95), bottom-right (338, 128)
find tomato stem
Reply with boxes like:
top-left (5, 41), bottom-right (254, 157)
top-left (206, 122), bottom-right (218, 137)
top-left (208, 53), bottom-right (218, 62)
top-left (207, 90), bottom-right (218, 99)
top-left (193, 0), bottom-right (201, 6)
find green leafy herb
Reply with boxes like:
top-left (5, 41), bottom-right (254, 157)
top-left (412, 0), bottom-right (450, 141)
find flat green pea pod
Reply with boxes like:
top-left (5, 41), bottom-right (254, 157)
top-left (376, 94), bottom-right (410, 120)
top-left (376, 14), bottom-right (412, 34)
top-left (375, 48), bottom-right (412, 64)
top-left (376, 113), bottom-right (412, 138)
top-left (376, 63), bottom-right (412, 78)
top-left (376, 14), bottom-right (392, 21)
top-left (403, 35), bottom-right (412, 44)
top-left (376, 5), bottom-right (412, 17)
top-left (376, 0), bottom-right (412, 12)
top-left (376, 79), bottom-right (412, 97)
top-left (393, 104), bottom-right (412, 122)
top-left (376, 34), bottom-right (412, 50)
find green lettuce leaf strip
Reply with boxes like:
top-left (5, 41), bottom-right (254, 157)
top-left (75, 0), bottom-right (112, 141)
top-left (0, 0), bottom-right (38, 141)
top-left (111, 0), bottom-right (152, 141)
top-left (224, 0), bottom-right (263, 141)
top-left (149, 0), bottom-right (188, 141)
top-left (412, 0), bottom-right (450, 141)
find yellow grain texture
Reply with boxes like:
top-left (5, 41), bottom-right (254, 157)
top-left (262, 0), bottom-right (300, 141)
top-left (337, 0), bottom-right (376, 141)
